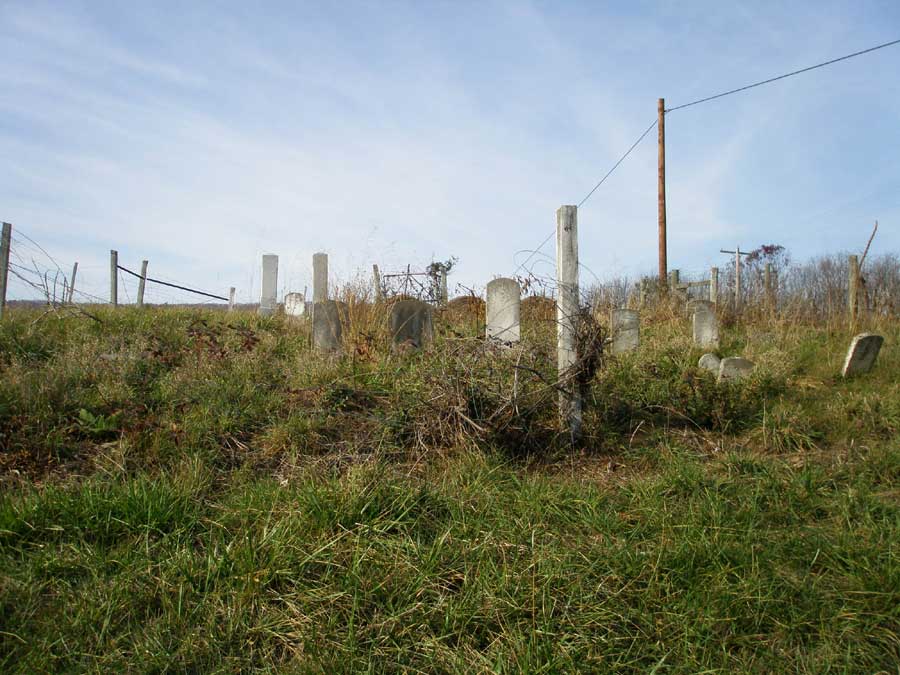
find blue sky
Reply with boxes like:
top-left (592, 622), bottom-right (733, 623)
top-left (2, 1), bottom-right (898, 302)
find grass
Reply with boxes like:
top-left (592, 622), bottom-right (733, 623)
top-left (0, 303), bottom-right (898, 673)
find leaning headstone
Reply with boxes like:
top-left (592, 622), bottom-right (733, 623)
top-left (718, 357), bottom-right (754, 383)
top-left (390, 299), bottom-right (433, 351)
top-left (609, 308), bottom-right (639, 355)
top-left (841, 333), bottom-right (884, 377)
top-left (258, 254), bottom-right (278, 316)
top-left (486, 278), bottom-right (521, 345)
top-left (312, 300), bottom-right (345, 352)
top-left (698, 353), bottom-right (721, 374)
top-left (284, 292), bottom-right (307, 318)
top-left (692, 300), bottom-right (719, 349)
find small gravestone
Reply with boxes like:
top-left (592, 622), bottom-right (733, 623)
top-left (312, 300), bottom-right (345, 352)
top-left (718, 357), bottom-right (754, 383)
top-left (692, 301), bottom-right (719, 349)
top-left (390, 299), bottom-right (433, 351)
top-left (284, 292), bottom-right (306, 318)
top-left (486, 278), bottom-right (521, 345)
top-left (609, 309), bottom-right (639, 355)
top-left (841, 333), bottom-right (884, 377)
top-left (698, 353), bottom-right (721, 374)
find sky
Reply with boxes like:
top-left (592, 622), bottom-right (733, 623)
top-left (1, 1), bottom-right (899, 303)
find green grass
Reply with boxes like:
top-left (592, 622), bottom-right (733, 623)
top-left (0, 306), bottom-right (898, 673)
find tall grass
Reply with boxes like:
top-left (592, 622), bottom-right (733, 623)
top-left (0, 296), bottom-right (898, 672)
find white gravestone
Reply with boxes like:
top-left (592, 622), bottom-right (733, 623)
top-left (692, 301), bottom-right (719, 349)
top-left (259, 254), bottom-right (278, 316)
top-left (609, 309), bottom-right (639, 355)
top-left (486, 278), bottom-right (521, 345)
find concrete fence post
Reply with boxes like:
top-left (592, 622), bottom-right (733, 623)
top-left (372, 264), bottom-right (383, 302)
top-left (313, 252), bottom-right (328, 303)
top-left (439, 269), bottom-right (448, 306)
top-left (709, 267), bottom-right (719, 304)
top-left (68, 262), bottom-right (78, 304)
top-left (228, 287), bottom-right (236, 312)
top-left (0, 223), bottom-right (10, 319)
top-left (110, 250), bottom-right (118, 307)
top-left (849, 254), bottom-right (859, 325)
top-left (136, 260), bottom-right (149, 307)
top-left (556, 205), bottom-right (581, 441)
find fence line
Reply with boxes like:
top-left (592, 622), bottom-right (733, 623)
top-left (116, 263), bottom-right (229, 302)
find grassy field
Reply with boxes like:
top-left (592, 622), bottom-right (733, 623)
top-left (0, 303), bottom-right (898, 673)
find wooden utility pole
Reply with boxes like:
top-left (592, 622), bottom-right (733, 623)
top-left (657, 98), bottom-right (667, 286)
top-left (720, 247), bottom-right (750, 311)
top-left (0, 223), bottom-right (11, 320)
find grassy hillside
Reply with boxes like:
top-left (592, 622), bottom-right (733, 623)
top-left (0, 305), bottom-right (898, 673)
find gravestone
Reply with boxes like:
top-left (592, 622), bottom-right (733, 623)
top-left (486, 278), bottom-right (521, 345)
top-left (258, 254), bottom-right (278, 316)
top-left (284, 292), bottom-right (306, 317)
top-left (390, 299), bottom-right (433, 350)
top-left (312, 300), bottom-right (345, 352)
top-left (609, 308), bottom-right (639, 355)
top-left (718, 357), bottom-right (754, 383)
top-left (841, 333), bottom-right (884, 377)
top-left (692, 300), bottom-right (719, 349)
top-left (312, 252), bottom-right (328, 303)
top-left (698, 353), bottom-right (721, 374)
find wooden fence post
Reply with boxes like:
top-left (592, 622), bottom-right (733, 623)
top-left (136, 260), bottom-right (149, 307)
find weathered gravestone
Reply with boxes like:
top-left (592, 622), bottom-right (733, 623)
top-left (312, 300), bottom-right (345, 352)
top-left (312, 252), bottom-right (328, 303)
top-left (258, 254), bottom-right (279, 316)
top-left (284, 292), bottom-right (307, 318)
top-left (841, 333), bottom-right (884, 377)
top-left (390, 299), bottom-right (433, 351)
top-left (692, 300), bottom-right (719, 349)
top-left (718, 357), bottom-right (754, 383)
top-left (486, 278), bottom-right (521, 345)
top-left (609, 309), bottom-right (640, 355)
top-left (698, 353), bottom-right (721, 374)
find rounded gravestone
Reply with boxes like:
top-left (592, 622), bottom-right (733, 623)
top-left (698, 353), bottom-right (721, 373)
top-left (390, 299), bottom-right (433, 351)
top-left (486, 278), bottom-right (521, 345)
top-left (717, 357), bottom-right (754, 383)
top-left (284, 292), bottom-right (307, 318)
top-left (692, 300), bottom-right (719, 349)
top-left (609, 308), bottom-right (639, 355)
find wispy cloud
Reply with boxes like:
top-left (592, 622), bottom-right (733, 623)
top-left (1, 1), bottom-right (898, 301)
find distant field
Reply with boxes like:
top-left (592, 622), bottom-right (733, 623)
top-left (0, 304), bottom-right (897, 673)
